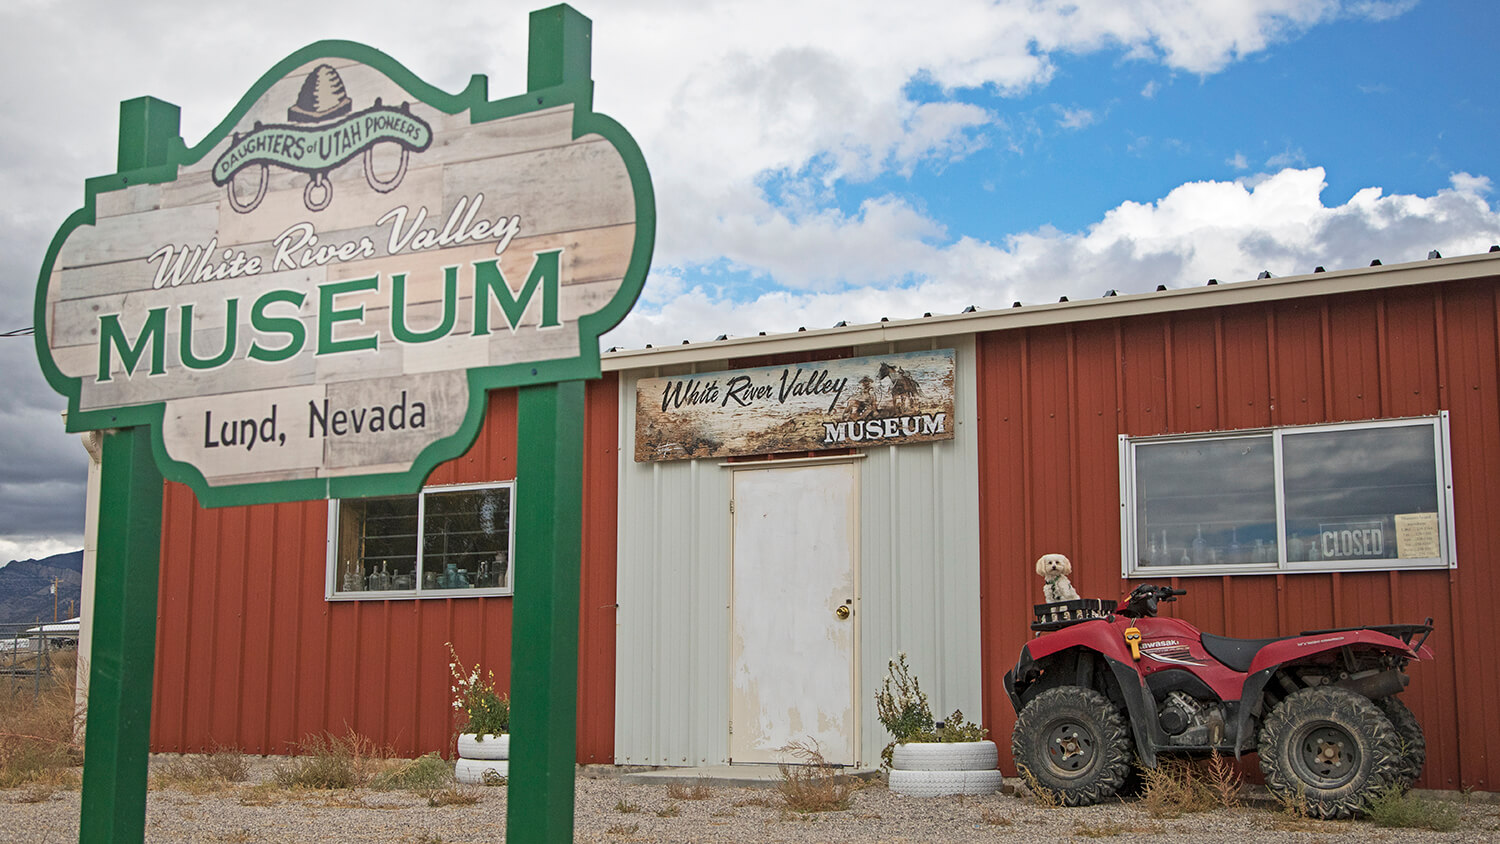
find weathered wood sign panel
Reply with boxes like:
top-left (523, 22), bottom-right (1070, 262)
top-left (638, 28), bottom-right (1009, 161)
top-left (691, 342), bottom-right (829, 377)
top-left (635, 349), bottom-right (955, 461)
top-left (35, 43), bottom-right (654, 505)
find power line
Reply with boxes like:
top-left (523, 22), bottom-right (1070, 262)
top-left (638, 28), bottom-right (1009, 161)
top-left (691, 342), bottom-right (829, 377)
top-left (1, 326), bottom-right (35, 337)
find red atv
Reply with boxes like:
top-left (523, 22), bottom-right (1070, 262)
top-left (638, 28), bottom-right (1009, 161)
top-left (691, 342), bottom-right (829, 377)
top-left (1005, 584), bottom-right (1432, 818)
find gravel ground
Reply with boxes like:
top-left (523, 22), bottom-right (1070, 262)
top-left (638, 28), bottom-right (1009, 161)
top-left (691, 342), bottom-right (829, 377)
top-left (2, 756), bottom-right (1497, 843)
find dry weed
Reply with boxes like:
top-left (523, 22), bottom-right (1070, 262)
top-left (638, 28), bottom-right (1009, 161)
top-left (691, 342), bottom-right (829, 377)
top-left (655, 803), bottom-right (681, 817)
top-left (614, 798), bottom-right (641, 813)
top-left (605, 822), bottom-right (640, 835)
top-left (153, 748), bottom-right (249, 793)
top-left (1203, 751), bottom-right (1243, 807)
top-left (16, 782), bottom-right (57, 803)
top-left (1075, 820), bottom-right (1165, 837)
top-left (0, 656), bottom-right (84, 788)
top-left (1017, 768), bottom-right (1062, 808)
top-left (424, 784), bottom-right (481, 807)
top-left (1139, 758), bottom-right (1221, 818)
top-left (235, 782), bottom-right (285, 806)
top-left (665, 778), bottom-right (714, 800)
top-left (1073, 820), bottom-right (1130, 837)
top-left (979, 807), bottom-right (1013, 826)
top-left (271, 730), bottom-right (390, 789)
top-left (775, 739), bottom-right (856, 813)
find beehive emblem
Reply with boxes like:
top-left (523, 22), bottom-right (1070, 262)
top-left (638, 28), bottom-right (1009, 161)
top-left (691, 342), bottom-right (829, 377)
top-left (212, 63), bottom-right (433, 213)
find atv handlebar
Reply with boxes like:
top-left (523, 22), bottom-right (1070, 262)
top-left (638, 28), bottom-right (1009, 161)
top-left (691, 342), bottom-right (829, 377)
top-left (1120, 584), bottom-right (1186, 618)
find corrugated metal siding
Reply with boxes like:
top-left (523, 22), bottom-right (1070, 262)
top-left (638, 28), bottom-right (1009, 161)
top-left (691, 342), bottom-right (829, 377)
top-left (977, 278), bottom-right (1500, 790)
top-left (614, 337), bottom-right (982, 767)
top-left (150, 386), bottom-right (619, 761)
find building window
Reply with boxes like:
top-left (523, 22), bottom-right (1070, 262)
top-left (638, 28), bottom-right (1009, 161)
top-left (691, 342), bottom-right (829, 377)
top-left (1120, 414), bottom-right (1454, 576)
top-left (327, 482), bottom-right (513, 599)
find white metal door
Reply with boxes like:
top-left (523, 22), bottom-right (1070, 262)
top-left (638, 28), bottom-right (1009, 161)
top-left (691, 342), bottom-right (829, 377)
top-left (729, 461), bottom-right (858, 765)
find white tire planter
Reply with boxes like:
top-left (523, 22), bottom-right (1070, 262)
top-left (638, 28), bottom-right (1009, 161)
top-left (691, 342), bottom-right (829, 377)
top-left (455, 757), bottom-right (509, 784)
top-left (455, 732), bottom-right (510, 784)
top-left (889, 769), bottom-right (1005, 797)
top-left (892, 740), bottom-right (999, 771)
top-left (888, 739), bottom-right (1002, 797)
top-left (457, 733), bottom-right (510, 760)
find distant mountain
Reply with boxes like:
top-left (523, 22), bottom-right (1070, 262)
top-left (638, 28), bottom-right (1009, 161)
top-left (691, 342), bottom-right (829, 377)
top-left (0, 550), bottom-right (84, 627)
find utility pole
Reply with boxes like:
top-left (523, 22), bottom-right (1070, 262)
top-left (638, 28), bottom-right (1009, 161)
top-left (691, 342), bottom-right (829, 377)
top-left (52, 577), bottom-right (60, 622)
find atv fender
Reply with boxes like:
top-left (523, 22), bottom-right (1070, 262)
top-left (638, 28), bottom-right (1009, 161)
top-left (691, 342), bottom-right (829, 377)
top-left (1245, 628), bottom-right (1424, 675)
top-left (1230, 629), bottom-right (1428, 757)
top-left (1005, 638), bottom-right (1164, 767)
top-left (1103, 653), bottom-right (1163, 767)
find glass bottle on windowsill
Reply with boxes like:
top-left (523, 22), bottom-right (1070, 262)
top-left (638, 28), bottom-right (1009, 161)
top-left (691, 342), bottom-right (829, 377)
top-left (1191, 525), bottom-right (1208, 564)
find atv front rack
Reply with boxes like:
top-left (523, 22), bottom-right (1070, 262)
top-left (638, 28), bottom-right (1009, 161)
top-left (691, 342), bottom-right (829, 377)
top-left (1031, 598), bottom-right (1117, 631)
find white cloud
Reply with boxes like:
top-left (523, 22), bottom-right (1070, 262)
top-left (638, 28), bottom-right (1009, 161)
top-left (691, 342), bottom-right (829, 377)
top-left (1346, 1), bottom-right (1421, 22)
top-left (1228, 152), bottom-right (1250, 170)
top-left (0, 0), bottom-right (1456, 548)
top-left (1451, 172), bottom-right (1493, 196)
top-left (609, 168), bottom-right (1500, 347)
top-left (0, 536), bottom-right (81, 567)
top-left (1056, 106), bottom-right (1097, 130)
top-left (1266, 147), bottom-right (1309, 169)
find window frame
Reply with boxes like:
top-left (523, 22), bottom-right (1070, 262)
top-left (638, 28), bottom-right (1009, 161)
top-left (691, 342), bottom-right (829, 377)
top-left (1119, 413), bottom-right (1456, 578)
top-left (325, 480), bottom-right (516, 600)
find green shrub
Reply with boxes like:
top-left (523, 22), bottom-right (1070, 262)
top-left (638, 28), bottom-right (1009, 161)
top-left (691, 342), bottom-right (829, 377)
top-left (1365, 788), bottom-right (1461, 831)
top-left (447, 644), bottom-right (509, 736)
top-left (370, 753), bottom-right (452, 791)
top-left (874, 654), bottom-right (988, 767)
top-left (874, 653), bottom-right (933, 744)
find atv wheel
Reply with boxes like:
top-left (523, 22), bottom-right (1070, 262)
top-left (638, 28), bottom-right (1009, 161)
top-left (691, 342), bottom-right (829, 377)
top-left (1258, 686), bottom-right (1401, 819)
top-left (1374, 696), bottom-right (1426, 789)
top-left (1011, 686), bottom-right (1133, 806)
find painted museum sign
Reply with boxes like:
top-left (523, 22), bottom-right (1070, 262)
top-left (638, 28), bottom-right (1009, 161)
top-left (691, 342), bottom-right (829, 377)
top-left (35, 43), bottom-right (654, 506)
top-left (635, 349), bottom-right (956, 462)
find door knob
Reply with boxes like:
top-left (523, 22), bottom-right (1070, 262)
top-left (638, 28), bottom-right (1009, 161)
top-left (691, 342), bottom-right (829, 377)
top-left (835, 605), bottom-right (851, 620)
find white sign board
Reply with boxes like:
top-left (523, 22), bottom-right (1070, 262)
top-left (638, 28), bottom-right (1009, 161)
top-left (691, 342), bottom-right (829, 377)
top-left (635, 350), bottom-right (956, 461)
top-left (37, 44), bottom-right (653, 505)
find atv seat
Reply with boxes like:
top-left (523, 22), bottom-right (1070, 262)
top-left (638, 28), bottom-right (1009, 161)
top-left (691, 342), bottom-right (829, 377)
top-left (1199, 633), bottom-right (1294, 673)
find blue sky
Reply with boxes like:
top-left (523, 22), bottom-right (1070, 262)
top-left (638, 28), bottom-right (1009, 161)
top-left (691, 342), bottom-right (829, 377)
top-left (1, 0), bottom-right (1497, 562)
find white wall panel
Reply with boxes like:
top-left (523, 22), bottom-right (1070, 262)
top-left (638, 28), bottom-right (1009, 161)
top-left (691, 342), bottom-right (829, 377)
top-left (614, 337), bottom-right (982, 767)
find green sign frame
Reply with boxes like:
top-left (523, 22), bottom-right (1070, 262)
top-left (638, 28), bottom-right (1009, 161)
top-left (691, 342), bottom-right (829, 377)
top-left (44, 6), bottom-right (644, 843)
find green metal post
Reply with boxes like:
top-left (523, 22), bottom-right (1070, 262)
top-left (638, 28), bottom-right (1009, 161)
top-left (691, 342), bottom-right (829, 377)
top-left (78, 427), bottom-right (164, 843)
top-left (77, 93), bottom-right (177, 844)
top-left (528, 3), bottom-right (592, 90)
top-left (507, 381), bottom-right (586, 843)
top-left (505, 12), bottom-right (593, 841)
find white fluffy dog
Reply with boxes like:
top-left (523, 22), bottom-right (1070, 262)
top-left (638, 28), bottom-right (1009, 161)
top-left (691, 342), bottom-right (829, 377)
top-left (1036, 553), bottom-right (1080, 603)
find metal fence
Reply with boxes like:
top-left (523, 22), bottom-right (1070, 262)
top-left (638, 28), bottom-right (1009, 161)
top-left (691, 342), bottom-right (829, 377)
top-left (0, 621), bottom-right (77, 701)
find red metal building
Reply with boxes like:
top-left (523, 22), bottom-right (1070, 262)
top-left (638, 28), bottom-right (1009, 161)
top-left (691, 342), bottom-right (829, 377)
top-left (140, 253), bottom-right (1500, 791)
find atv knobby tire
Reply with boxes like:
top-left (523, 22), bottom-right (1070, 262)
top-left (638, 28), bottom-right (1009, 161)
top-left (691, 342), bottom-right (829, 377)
top-left (1011, 685), bottom-right (1133, 806)
top-left (1374, 696), bottom-right (1426, 789)
top-left (1258, 686), bottom-right (1401, 819)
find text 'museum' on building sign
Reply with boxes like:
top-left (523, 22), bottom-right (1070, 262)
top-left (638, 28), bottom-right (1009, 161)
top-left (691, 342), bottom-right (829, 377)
top-left (35, 41), bottom-right (654, 506)
top-left (634, 349), bottom-right (956, 462)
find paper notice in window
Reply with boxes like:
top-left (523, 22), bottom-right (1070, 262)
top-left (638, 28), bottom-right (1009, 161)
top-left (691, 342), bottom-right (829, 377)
top-left (1395, 513), bottom-right (1440, 559)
